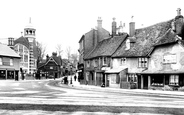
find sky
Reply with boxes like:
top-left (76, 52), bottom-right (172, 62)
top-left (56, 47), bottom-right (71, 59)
top-left (0, 0), bottom-right (183, 58)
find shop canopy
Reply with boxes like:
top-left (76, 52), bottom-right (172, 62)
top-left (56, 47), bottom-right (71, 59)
top-left (141, 69), bottom-right (184, 74)
top-left (105, 67), bottom-right (127, 74)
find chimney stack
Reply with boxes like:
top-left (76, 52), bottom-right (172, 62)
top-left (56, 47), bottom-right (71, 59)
top-left (129, 16), bottom-right (135, 37)
top-left (97, 17), bottom-right (102, 28)
top-left (8, 37), bottom-right (14, 47)
top-left (112, 17), bottom-right (117, 37)
top-left (177, 8), bottom-right (181, 16)
top-left (175, 8), bottom-right (184, 37)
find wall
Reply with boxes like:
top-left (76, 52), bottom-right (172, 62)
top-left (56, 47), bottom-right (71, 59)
top-left (112, 57), bottom-right (144, 73)
top-left (149, 43), bottom-right (184, 71)
top-left (84, 30), bottom-right (95, 55)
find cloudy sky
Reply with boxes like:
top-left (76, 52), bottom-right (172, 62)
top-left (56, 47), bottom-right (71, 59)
top-left (0, 0), bottom-right (183, 58)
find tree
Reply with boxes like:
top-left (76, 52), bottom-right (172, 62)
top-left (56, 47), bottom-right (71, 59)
top-left (56, 44), bottom-right (63, 57)
top-left (65, 46), bottom-right (71, 62)
top-left (36, 42), bottom-right (47, 66)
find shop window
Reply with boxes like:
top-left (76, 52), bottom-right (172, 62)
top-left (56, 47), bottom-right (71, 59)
top-left (138, 58), bottom-right (148, 68)
top-left (127, 74), bottom-right (137, 82)
top-left (111, 74), bottom-right (120, 84)
top-left (0, 58), bottom-right (2, 65)
top-left (170, 75), bottom-right (179, 86)
top-left (151, 75), bottom-right (164, 86)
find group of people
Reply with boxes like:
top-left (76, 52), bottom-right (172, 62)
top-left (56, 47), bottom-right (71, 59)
top-left (63, 73), bottom-right (78, 85)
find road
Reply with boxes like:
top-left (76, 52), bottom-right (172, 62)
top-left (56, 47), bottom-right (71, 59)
top-left (0, 79), bottom-right (183, 115)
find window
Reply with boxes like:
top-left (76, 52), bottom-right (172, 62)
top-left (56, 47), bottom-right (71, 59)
top-left (151, 75), bottom-right (164, 86)
top-left (120, 58), bottom-right (126, 65)
top-left (10, 59), bottom-right (13, 66)
top-left (3, 58), bottom-right (10, 66)
top-left (170, 75), bottom-right (179, 86)
top-left (111, 74), bottom-right (119, 84)
top-left (138, 58), bottom-right (148, 68)
top-left (24, 55), bottom-right (28, 62)
top-left (0, 58), bottom-right (2, 65)
top-left (103, 57), bottom-right (107, 65)
top-left (127, 74), bottom-right (137, 82)
top-left (87, 61), bottom-right (90, 67)
top-left (19, 45), bottom-right (23, 53)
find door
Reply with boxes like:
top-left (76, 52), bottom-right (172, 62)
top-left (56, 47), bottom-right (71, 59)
top-left (143, 75), bottom-right (148, 89)
top-left (137, 75), bottom-right (141, 89)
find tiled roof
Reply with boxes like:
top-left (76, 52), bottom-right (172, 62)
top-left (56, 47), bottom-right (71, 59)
top-left (14, 36), bottom-right (29, 48)
top-left (0, 43), bottom-right (20, 58)
top-left (52, 56), bottom-right (62, 65)
top-left (154, 29), bottom-right (177, 46)
top-left (112, 19), bottom-right (173, 57)
top-left (85, 34), bottom-right (128, 59)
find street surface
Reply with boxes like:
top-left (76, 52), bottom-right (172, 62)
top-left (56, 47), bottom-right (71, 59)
top-left (0, 78), bottom-right (183, 114)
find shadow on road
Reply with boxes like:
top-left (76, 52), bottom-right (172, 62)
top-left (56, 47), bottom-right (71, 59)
top-left (0, 103), bottom-right (183, 114)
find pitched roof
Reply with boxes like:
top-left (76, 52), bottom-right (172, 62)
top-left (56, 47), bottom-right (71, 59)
top-left (14, 36), bottom-right (29, 48)
top-left (85, 34), bottom-right (128, 59)
top-left (154, 29), bottom-right (177, 46)
top-left (112, 19), bottom-right (173, 57)
top-left (0, 43), bottom-right (20, 58)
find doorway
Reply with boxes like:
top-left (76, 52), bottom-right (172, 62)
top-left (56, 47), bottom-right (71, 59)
top-left (143, 75), bottom-right (148, 89)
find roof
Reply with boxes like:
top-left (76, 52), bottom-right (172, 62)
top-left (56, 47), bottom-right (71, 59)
top-left (14, 36), bottom-right (29, 48)
top-left (85, 34), bottom-right (128, 59)
top-left (105, 67), bottom-right (127, 73)
top-left (154, 28), bottom-right (177, 46)
top-left (0, 43), bottom-right (20, 58)
top-left (38, 56), bottom-right (62, 69)
top-left (141, 69), bottom-right (184, 74)
top-left (112, 19), bottom-right (173, 57)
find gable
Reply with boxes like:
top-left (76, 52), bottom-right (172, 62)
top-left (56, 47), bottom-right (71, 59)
top-left (45, 57), bottom-right (58, 66)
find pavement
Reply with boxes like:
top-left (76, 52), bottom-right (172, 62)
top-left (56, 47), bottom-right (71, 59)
top-left (62, 75), bottom-right (184, 98)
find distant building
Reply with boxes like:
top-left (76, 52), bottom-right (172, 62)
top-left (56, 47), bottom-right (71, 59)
top-left (8, 18), bottom-right (38, 75)
top-left (0, 43), bottom-right (21, 80)
top-left (38, 52), bottom-right (62, 79)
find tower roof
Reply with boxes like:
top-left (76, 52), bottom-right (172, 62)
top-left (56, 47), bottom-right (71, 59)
top-left (24, 17), bottom-right (35, 29)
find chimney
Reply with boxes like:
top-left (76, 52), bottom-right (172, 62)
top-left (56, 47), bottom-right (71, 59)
top-left (175, 8), bottom-right (184, 38)
top-left (112, 17), bottom-right (117, 37)
top-left (8, 37), bottom-right (14, 47)
top-left (97, 17), bottom-right (102, 28)
top-left (129, 16), bottom-right (135, 37)
top-left (52, 52), bottom-right (57, 57)
top-left (46, 54), bottom-right (49, 61)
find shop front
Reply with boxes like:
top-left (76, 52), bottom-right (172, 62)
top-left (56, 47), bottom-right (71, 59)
top-left (141, 70), bottom-right (184, 91)
top-left (0, 69), bottom-right (19, 80)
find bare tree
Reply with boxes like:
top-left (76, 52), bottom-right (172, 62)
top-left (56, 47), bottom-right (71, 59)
top-left (65, 46), bottom-right (71, 62)
top-left (36, 42), bottom-right (47, 65)
top-left (56, 44), bottom-right (63, 57)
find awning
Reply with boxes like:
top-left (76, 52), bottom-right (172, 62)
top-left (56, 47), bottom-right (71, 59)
top-left (105, 67), bottom-right (127, 73)
top-left (141, 69), bottom-right (184, 74)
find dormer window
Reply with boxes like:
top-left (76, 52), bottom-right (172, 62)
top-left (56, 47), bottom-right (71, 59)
top-left (103, 57), bottom-right (107, 65)
top-left (87, 61), bottom-right (90, 67)
top-left (120, 58), bottom-right (126, 65)
top-left (125, 39), bottom-right (130, 50)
